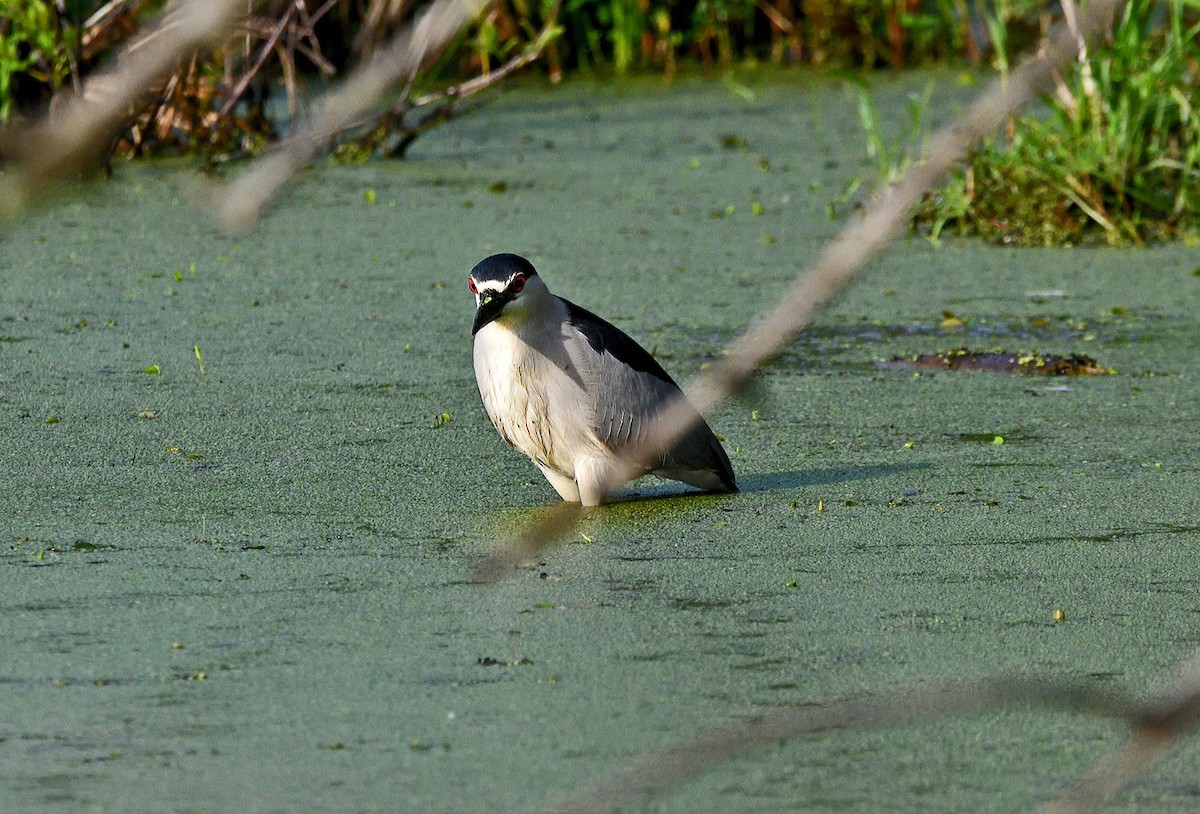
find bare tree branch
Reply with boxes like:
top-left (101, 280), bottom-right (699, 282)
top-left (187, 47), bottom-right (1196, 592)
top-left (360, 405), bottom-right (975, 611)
top-left (215, 4), bottom-right (299, 121)
top-left (1036, 650), bottom-right (1200, 814)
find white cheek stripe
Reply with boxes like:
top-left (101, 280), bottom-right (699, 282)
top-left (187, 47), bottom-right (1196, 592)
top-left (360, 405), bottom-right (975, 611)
top-left (471, 274), bottom-right (529, 308)
top-left (472, 279), bottom-right (505, 307)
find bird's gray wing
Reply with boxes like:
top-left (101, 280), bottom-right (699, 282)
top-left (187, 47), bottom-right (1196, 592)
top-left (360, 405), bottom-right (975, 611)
top-left (561, 299), bottom-right (736, 490)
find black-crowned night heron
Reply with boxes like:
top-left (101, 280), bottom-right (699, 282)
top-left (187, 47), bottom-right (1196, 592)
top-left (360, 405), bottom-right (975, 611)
top-left (469, 253), bottom-right (736, 506)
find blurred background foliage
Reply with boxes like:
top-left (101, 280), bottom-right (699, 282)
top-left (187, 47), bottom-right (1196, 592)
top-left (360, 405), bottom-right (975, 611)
top-left (0, 0), bottom-right (1196, 243)
top-left (0, 0), bottom-right (1058, 145)
top-left (917, 0), bottom-right (1200, 244)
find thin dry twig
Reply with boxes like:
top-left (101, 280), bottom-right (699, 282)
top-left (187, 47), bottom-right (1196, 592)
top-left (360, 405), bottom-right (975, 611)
top-left (409, 16), bottom-right (558, 108)
top-left (209, 0), bottom-right (491, 234)
top-left (0, 0), bottom-right (252, 217)
top-left (546, 650), bottom-right (1200, 814)
top-left (474, 0), bottom-right (1126, 582)
top-left (331, 14), bottom-right (561, 157)
top-left (216, 4), bottom-right (298, 121)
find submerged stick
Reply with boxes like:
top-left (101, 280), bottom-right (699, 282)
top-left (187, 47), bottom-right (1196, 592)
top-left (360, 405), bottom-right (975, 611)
top-left (475, 0), bottom-right (1126, 580)
top-left (210, 0), bottom-right (490, 234)
top-left (0, 0), bottom-right (252, 218)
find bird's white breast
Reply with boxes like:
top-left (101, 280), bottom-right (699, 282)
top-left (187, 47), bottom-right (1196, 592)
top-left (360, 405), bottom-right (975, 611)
top-left (473, 317), bottom-right (599, 479)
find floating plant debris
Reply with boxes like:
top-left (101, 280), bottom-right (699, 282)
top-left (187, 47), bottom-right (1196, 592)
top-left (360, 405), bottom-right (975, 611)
top-left (880, 348), bottom-right (1114, 376)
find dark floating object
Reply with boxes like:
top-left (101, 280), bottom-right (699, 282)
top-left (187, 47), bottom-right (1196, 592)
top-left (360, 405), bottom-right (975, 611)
top-left (880, 348), bottom-right (1115, 376)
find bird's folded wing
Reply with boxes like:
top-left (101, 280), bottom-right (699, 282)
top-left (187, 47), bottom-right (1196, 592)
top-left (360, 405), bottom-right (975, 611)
top-left (561, 299), bottom-right (717, 469)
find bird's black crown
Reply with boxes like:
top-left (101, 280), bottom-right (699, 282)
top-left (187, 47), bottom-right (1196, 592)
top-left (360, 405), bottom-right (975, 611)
top-left (470, 253), bottom-right (538, 285)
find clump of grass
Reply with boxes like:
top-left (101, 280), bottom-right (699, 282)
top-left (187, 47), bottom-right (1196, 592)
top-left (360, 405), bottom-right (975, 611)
top-left (851, 75), bottom-right (934, 186)
top-left (919, 0), bottom-right (1200, 245)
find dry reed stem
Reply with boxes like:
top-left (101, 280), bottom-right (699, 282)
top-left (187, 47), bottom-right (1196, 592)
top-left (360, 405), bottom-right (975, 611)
top-left (474, 0), bottom-right (1126, 581)
top-left (0, 0), bottom-right (252, 218)
top-left (209, 0), bottom-right (489, 234)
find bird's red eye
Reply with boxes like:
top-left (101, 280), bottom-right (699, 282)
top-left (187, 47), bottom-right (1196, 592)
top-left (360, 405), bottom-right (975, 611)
top-left (511, 274), bottom-right (526, 293)
top-left (469, 278), bottom-right (478, 294)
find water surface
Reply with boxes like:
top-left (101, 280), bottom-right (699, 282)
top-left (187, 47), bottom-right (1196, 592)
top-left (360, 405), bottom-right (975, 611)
top-left (2, 72), bottom-right (1199, 812)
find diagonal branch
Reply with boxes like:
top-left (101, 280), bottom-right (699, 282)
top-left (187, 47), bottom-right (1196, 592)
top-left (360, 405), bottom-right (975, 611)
top-left (545, 651), bottom-right (1200, 814)
top-left (216, 4), bottom-right (298, 121)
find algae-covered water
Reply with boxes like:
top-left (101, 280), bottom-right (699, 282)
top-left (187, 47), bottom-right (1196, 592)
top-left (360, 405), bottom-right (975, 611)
top-left (3, 72), bottom-right (1200, 813)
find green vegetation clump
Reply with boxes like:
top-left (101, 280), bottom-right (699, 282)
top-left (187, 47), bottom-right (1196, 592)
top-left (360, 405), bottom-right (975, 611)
top-left (918, 0), bottom-right (1200, 246)
top-left (0, 0), bottom-right (77, 120)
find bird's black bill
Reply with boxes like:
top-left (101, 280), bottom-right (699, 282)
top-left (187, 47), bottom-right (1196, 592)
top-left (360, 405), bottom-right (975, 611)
top-left (472, 292), bottom-right (509, 335)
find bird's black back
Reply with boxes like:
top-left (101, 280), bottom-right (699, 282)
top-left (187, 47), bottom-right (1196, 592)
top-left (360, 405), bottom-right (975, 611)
top-left (562, 297), bottom-right (736, 493)
top-left (563, 299), bottom-right (677, 386)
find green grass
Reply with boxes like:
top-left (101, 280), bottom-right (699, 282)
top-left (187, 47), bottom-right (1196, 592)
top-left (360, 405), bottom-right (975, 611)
top-left (0, 1), bottom-right (75, 121)
top-left (917, 0), bottom-right (1200, 245)
top-left (849, 74), bottom-right (934, 187)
